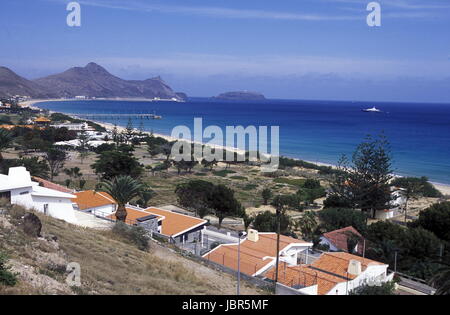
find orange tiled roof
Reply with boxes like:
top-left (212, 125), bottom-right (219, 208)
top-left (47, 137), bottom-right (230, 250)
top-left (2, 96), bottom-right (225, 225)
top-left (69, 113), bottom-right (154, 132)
top-left (107, 206), bottom-right (206, 237)
top-left (108, 207), bottom-right (163, 223)
top-left (203, 233), bottom-right (311, 276)
top-left (144, 207), bottom-right (206, 237)
top-left (72, 190), bottom-right (116, 210)
top-left (322, 226), bottom-right (365, 255)
top-left (34, 117), bottom-right (51, 122)
top-left (0, 125), bottom-right (36, 130)
top-left (265, 252), bottom-right (386, 295)
top-left (32, 176), bottom-right (73, 193)
top-left (311, 252), bottom-right (385, 280)
top-left (265, 262), bottom-right (344, 295)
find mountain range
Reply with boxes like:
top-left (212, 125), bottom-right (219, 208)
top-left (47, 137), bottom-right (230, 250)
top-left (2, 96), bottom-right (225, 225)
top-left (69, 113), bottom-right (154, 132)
top-left (0, 63), bottom-right (184, 100)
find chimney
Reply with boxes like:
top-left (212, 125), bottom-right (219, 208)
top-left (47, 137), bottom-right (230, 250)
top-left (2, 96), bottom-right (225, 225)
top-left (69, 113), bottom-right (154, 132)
top-left (247, 229), bottom-right (259, 242)
top-left (347, 259), bottom-right (362, 276)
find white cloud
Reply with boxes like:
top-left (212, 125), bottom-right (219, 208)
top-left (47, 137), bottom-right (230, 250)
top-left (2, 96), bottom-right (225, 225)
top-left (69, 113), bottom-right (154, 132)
top-left (91, 53), bottom-right (450, 79)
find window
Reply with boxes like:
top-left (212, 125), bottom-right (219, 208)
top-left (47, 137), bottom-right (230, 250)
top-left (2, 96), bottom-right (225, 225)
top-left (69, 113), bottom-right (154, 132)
top-left (44, 204), bottom-right (49, 215)
top-left (19, 191), bottom-right (30, 195)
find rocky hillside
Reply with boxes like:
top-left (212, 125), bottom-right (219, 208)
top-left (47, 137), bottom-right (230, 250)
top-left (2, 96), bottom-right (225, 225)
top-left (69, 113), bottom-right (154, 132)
top-left (0, 67), bottom-right (53, 99)
top-left (34, 63), bottom-right (180, 99)
top-left (0, 203), bottom-right (263, 295)
top-left (0, 63), bottom-right (184, 100)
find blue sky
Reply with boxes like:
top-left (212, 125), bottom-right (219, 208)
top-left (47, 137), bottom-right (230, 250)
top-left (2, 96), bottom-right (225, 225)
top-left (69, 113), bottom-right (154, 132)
top-left (1, 0), bottom-right (449, 102)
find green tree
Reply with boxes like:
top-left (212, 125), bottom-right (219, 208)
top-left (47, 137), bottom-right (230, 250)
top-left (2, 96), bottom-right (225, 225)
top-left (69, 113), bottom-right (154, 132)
top-left (136, 186), bottom-right (156, 208)
top-left (242, 213), bottom-right (254, 231)
top-left (64, 167), bottom-right (83, 188)
top-left (261, 188), bottom-right (273, 205)
top-left (430, 261), bottom-right (450, 295)
top-left (209, 184), bottom-right (243, 229)
top-left (77, 125), bottom-right (90, 164)
top-left (97, 176), bottom-right (143, 222)
top-left (318, 208), bottom-right (367, 234)
top-left (91, 150), bottom-right (143, 180)
top-left (411, 202), bottom-right (450, 242)
top-left (252, 211), bottom-right (291, 234)
top-left (201, 158), bottom-right (218, 171)
top-left (173, 159), bottom-right (198, 175)
top-left (330, 135), bottom-right (394, 219)
top-left (295, 211), bottom-right (318, 241)
top-left (124, 118), bottom-right (135, 144)
top-left (349, 281), bottom-right (396, 295)
top-left (2, 157), bottom-right (50, 179)
top-left (391, 177), bottom-right (427, 223)
top-left (175, 180), bottom-right (215, 213)
top-left (0, 129), bottom-right (13, 162)
top-left (44, 147), bottom-right (68, 181)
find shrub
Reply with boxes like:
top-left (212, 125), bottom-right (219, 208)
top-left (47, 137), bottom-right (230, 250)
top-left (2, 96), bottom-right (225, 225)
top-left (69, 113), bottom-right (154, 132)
top-left (410, 202), bottom-right (450, 242)
top-left (212, 170), bottom-right (236, 177)
top-left (112, 222), bottom-right (150, 251)
top-left (0, 252), bottom-right (18, 286)
top-left (8, 205), bottom-right (26, 220)
top-left (273, 178), bottom-right (306, 187)
top-left (242, 184), bottom-right (258, 191)
top-left (349, 281), bottom-right (396, 295)
top-left (229, 176), bottom-right (248, 181)
top-left (318, 208), bottom-right (367, 234)
top-left (252, 211), bottom-right (292, 234)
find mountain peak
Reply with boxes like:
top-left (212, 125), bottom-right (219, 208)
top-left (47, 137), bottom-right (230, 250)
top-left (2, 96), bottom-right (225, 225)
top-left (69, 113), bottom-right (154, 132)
top-left (84, 62), bottom-right (108, 73)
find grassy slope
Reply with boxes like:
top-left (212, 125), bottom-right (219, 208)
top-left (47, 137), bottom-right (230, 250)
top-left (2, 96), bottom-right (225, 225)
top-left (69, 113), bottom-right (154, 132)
top-left (0, 208), bottom-right (263, 295)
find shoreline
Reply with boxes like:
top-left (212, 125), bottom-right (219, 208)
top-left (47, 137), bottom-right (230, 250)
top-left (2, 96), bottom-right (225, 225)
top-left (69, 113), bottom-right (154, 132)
top-left (27, 99), bottom-right (450, 195)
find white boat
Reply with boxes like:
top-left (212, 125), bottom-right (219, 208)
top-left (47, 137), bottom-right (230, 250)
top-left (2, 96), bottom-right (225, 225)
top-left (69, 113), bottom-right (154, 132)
top-left (362, 106), bottom-right (382, 113)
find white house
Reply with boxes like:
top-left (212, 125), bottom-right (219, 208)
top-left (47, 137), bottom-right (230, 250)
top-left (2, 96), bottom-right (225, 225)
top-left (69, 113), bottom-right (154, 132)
top-left (265, 252), bottom-right (394, 295)
top-left (203, 230), bottom-right (313, 277)
top-left (72, 190), bottom-right (117, 217)
top-left (0, 167), bottom-right (77, 224)
top-left (50, 122), bottom-right (93, 131)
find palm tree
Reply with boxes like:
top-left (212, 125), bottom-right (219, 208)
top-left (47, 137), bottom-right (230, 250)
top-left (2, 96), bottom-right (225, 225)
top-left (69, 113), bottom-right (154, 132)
top-left (0, 129), bottom-right (13, 162)
top-left (96, 176), bottom-right (143, 222)
top-left (137, 185), bottom-right (156, 208)
top-left (295, 211), bottom-right (318, 242)
top-left (430, 261), bottom-right (450, 295)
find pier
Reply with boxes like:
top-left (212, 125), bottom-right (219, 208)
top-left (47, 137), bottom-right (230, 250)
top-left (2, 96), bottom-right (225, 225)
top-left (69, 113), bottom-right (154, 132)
top-left (67, 113), bottom-right (162, 119)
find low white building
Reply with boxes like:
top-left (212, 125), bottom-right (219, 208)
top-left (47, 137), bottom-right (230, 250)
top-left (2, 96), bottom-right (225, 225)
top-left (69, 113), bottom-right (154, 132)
top-left (203, 230), bottom-right (313, 277)
top-left (266, 252), bottom-right (394, 295)
top-left (54, 139), bottom-right (113, 148)
top-left (0, 167), bottom-right (77, 224)
top-left (51, 122), bottom-right (94, 131)
top-left (72, 190), bottom-right (117, 217)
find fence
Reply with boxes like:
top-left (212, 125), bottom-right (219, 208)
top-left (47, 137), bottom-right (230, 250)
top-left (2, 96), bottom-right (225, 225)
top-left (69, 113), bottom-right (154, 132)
top-left (205, 250), bottom-right (264, 277)
top-left (89, 208), bottom-right (138, 226)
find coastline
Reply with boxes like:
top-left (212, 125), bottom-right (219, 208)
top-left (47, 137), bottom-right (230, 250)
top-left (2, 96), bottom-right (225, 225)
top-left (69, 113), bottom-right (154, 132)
top-left (26, 99), bottom-right (450, 196)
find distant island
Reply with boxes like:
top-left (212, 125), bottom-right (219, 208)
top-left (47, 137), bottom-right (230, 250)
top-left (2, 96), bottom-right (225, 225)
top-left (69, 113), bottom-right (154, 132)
top-left (214, 91), bottom-right (266, 101)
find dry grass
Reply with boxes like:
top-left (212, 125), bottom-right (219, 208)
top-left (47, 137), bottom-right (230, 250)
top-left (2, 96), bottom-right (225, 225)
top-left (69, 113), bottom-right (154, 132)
top-left (0, 205), bottom-right (264, 295)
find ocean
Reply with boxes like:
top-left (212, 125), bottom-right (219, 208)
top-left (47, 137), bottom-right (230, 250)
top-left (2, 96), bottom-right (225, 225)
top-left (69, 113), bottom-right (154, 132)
top-left (37, 98), bottom-right (450, 185)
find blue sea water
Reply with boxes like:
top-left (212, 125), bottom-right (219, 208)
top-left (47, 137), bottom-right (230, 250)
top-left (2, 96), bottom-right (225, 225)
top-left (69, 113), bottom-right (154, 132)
top-left (37, 98), bottom-right (450, 185)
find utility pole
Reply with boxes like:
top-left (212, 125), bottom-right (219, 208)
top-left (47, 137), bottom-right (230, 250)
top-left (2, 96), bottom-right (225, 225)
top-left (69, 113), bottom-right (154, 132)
top-left (237, 231), bottom-right (247, 296)
top-left (394, 251), bottom-right (398, 273)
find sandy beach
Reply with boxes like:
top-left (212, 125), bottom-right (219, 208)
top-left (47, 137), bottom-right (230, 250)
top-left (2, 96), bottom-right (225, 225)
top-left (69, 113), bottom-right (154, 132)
top-left (23, 98), bottom-right (450, 196)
